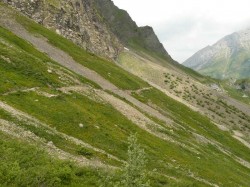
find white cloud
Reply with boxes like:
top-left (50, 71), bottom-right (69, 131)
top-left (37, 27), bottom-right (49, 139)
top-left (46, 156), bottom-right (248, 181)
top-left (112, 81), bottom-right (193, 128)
top-left (112, 0), bottom-right (250, 62)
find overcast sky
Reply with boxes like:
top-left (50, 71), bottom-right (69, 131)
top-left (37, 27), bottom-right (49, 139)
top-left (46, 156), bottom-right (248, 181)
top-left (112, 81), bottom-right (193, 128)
top-left (112, 0), bottom-right (250, 63)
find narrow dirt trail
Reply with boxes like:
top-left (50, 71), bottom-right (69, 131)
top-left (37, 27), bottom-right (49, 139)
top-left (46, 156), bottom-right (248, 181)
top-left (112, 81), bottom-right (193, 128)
top-left (0, 119), bottom-right (114, 169)
top-left (0, 101), bottom-right (122, 163)
top-left (0, 14), bottom-right (173, 127)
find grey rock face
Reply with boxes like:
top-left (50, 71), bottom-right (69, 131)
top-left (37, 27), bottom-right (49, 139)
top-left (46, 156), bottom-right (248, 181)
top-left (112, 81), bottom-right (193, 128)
top-left (138, 26), bottom-right (168, 56)
top-left (94, 0), bottom-right (138, 43)
top-left (94, 0), bottom-right (172, 60)
top-left (5, 0), bottom-right (123, 60)
top-left (183, 45), bottom-right (214, 70)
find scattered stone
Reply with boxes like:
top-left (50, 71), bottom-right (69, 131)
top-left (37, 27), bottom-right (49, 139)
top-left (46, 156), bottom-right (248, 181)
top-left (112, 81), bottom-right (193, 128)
top-left (47, 141), bottom-right (53, 146)
top-left (47, 69), bottom-right (52, 73)
top-left (1, 55), bottom-right (11, 63)
top-left (56, 29), bottom-right (61, 35)
top-left (242, 94), bottom-right (248, 98)
top-left (79, 123), bottom-right (84, 128)
top-left (210, 84), bottom-right (222, 92)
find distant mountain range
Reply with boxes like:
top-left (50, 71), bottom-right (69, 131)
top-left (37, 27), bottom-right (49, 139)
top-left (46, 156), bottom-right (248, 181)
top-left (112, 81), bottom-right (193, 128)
top-left (183, 28), bottom-right (250, 79)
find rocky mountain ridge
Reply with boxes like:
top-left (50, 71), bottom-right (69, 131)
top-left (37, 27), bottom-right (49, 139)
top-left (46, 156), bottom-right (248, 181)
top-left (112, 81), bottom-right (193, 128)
top-left (183, 28), bottom-right (250, 79)
top-left (94, 0), bottom-right (171, 59)
top-left (4, 0), bottom-right (123, 60)
top-left (4, 0), bottom-right (171, 62)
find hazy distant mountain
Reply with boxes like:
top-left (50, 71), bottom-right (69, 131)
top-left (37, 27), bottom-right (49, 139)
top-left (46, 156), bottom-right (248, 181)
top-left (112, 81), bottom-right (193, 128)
top-left (183, 28), bottom-right (250, 79)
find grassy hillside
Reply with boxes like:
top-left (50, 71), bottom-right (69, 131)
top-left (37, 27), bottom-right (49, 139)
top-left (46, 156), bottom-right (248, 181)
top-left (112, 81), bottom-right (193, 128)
top-left (200, 49), bottom-right (250, 80)
top-left (15, 15), bottom-right (148, 91)
top-left (0, 132), bottom-right (101, 187)
top-left (0, 3), bottom-right (250, 186)
top-left (119, 50), bottom-right (250, 141)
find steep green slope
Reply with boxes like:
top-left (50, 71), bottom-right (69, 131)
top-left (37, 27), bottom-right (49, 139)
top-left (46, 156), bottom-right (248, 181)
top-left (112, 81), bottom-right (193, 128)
top-left (15, 15), bottom-right (148, 91)
top-left (0, 26), bottom-right (96, 93)
top-left (0, 3), bottom-right (250, 187)
top-left (0, 132), bottom-right (101, 187)
top-left (119, 47), bottom-right (250, 139)
top-left (199, 49), bottom-right (250, 79)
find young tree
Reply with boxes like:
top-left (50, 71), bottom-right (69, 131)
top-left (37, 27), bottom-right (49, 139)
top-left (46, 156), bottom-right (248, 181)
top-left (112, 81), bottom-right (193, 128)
top-left (121, 134), bottom-right (150, 187)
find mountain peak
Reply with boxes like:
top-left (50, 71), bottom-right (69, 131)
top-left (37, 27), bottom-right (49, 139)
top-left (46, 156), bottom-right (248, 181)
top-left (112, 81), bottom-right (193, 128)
top-left (183, 28), bottom-right (250, 79)
top-left (94, 0), bottom-right (172, 60)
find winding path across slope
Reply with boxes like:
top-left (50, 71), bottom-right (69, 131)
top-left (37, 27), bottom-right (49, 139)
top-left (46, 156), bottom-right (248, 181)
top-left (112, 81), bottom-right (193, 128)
top-left (0, 12), bottom-right (173, 128)
top-left (0, 100), bottom-right (122, 164)
top-left (0, 118), bottom-right (114, 169)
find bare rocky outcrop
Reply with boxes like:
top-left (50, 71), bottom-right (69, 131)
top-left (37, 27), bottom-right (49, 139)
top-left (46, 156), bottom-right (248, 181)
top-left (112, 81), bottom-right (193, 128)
top-left (4, 0), bottom-right (123, 60)
top-left (94, 0), bottom-right (173, 61)
top-left (3, 0), bottom-right (175, 63)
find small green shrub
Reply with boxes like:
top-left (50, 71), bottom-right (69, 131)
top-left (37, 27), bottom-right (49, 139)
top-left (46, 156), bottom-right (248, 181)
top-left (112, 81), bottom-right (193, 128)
top-left (77, 147), bottom-right (94, 159)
